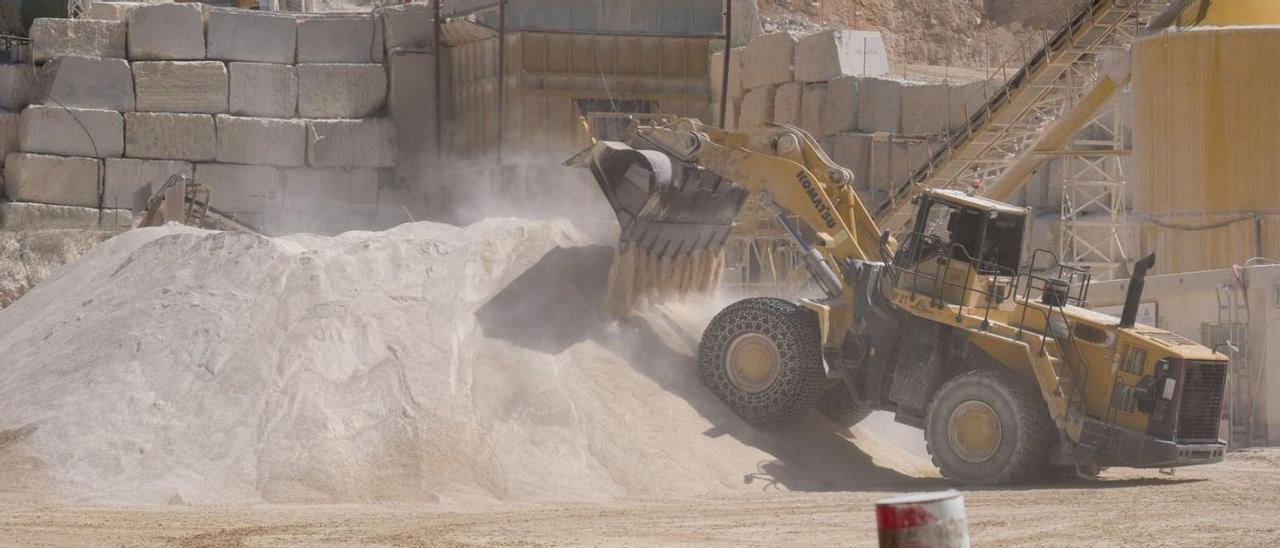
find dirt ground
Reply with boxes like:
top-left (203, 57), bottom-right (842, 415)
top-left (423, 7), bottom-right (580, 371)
top-left (1, 448), bottom-right (1276, 547)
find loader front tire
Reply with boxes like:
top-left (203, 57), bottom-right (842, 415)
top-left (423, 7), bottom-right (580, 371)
top-left (925, 369), bottom-right (1054, 484)
top-left (699, 298), bottom-right (824, 429)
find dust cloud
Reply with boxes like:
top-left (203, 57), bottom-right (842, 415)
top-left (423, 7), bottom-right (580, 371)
top-left (605, 246), bottom-right (726, 318)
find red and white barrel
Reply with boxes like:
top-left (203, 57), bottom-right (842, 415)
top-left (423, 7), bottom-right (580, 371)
top-left (875, 490), bottom-right (970, 548)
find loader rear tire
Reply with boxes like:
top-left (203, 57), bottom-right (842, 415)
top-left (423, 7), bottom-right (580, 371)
top-left (699, 297), bottom-right (824, 429)
top-left (925, 369), bottom-right (1054, 485)
top-left (818, 383), bottom-right (873, 428)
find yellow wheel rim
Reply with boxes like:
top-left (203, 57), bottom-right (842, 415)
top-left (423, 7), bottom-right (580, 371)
top-left (725, 333), bottom-right (780, 394)
top-left (947, 400), bottom-right (1003, 463)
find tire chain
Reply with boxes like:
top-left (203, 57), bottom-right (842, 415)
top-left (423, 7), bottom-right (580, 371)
top-left (698, 298), bottom-right (825, 428)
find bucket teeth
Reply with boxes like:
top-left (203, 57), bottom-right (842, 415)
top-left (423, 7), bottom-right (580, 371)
top-left (567, 140), bottom-right (747, 315)
top-left (604, 245), bottom-right (726, 318)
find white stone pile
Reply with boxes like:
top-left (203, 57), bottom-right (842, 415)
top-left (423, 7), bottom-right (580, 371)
top-left (713, 29), bottom-right (993, 204)
top-left (0, 2), bottom-right (436, 234)
top-left (0, 218), bottom-right (932, 504)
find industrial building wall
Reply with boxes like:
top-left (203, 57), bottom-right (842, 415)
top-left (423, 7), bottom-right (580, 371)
top-left (446, 32), bottom-right (711, 162)
top-left (444, 0), bottom-right (760, 45)
top-left (462, 0), bottom-right (726, 37)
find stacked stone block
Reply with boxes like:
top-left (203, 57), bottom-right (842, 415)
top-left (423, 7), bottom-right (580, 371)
top-left (0, 113), bottom-right (18, 164)
top-left (3, 153), bottom-right (102, 208)
top-left (124, 112), bottom-right (217, 162)
top-left (307, 119), bottom-right (396, 168)
top-left (205, 7), bottom-right (297, 64)
top-left (742, 33), bottom-right (796, 90)
top-left (297, 14), bottom-right (379, 63)
top-left (723, 29), bottom-right (993, 204)
top-left (39, 56), bottom-right (135, 111)
top-left (297, 64), bottom-right (387, 118)
top-left (228, 63), bottom-right (298, 118)
top-left (132, 61), bottom-right (229, 113)
top-left (738, 86), bottom-right (774, 130)
top-left (19, 105), bottom-right (124, 157)
top-left (381, 4), bottom-right (438, 192)
top-left (800, 83), bottom-right (826, 136)
top-left (795, 30), bottom-right (889, 83)
top-left (29, 19), bottom-right (126, 63)
top-left (387, 49), bottom-right (437, 186)
top-left (104, 158), bottom-right (192, 208)
top-left (216, 115), bottom-right (307, 168)
top-left (381, 3), bottom-right (435, 53)
top-left (3, 4), bottom-right (416, 234)
top-left (773, 82), bottom-right (803, 126)
top-left (84, 2), bottom-right (144, 22)
top-left (708, 47), bottom-right (744, 128)
top-left (0, 65), bottom-right (38, 111)
top-left (127, 3), bottom-right (205, 60)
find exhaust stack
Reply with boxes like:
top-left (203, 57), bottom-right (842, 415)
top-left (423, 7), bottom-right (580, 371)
top-left (1120, 253), bottom-right (1157, 328)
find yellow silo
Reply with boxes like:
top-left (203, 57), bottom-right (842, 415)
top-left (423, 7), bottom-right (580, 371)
top-left (1131, 3), bottom-right (1280, 273)
top-left (1168, 0), bottom-right (1280, 27)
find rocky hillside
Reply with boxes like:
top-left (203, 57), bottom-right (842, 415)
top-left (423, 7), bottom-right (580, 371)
top-left (759, 0), bottom-right (1071, 68)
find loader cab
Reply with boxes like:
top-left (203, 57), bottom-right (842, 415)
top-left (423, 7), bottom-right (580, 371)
top-left (897, 190), bottom-right (1027, 273)
top-left (893, 190), bottom-right (1027, 304)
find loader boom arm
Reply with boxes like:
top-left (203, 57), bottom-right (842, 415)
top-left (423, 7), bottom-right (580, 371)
top-left (569, 117), bottom-right (894, 326)
top-left (636, 119), bottom-right (889, 276)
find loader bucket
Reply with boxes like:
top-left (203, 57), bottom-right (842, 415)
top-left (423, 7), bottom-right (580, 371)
top-left (567, 141), bottom-right (748, 259)
top-left (566, 141), bottom-right (748, 317)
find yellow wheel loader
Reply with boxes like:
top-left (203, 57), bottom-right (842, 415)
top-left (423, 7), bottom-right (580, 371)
top-left (568, 118), bottom-right (1228, 484)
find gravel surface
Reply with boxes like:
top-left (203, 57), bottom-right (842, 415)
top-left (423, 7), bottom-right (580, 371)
top-left (0, 449), bottom-right (1275, 546)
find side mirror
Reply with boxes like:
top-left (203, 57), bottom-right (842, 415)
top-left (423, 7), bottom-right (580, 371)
top-left (879, 230), bottom-right (891, 247)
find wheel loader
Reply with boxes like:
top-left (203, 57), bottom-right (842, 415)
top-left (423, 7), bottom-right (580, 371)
top-left (567, 118), bottom-right (1228, 484)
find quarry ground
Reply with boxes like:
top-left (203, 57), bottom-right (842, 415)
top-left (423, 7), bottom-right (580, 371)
top-left (2, 448), bottom-right (1277, 547)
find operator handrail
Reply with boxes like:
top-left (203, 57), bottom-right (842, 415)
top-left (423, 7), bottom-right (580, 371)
top-left (886, 232), bottom-right (1018, 319)
top-left (1014, 249), bottom-right (1095, 424)
top-left (885, 238), bottom-right (1098, 426)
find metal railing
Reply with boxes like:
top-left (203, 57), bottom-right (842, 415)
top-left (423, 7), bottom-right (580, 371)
top-left (1016, 249), bottom-right (1095, 427)
top-left (883, 239), bottom-right (1098, 428)
top-left (885, 233), bottom-right (1017, 326)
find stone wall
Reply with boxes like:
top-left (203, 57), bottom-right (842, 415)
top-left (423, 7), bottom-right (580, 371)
top-left (0, 3), bottom-right (437, 235)
top-left (718, 29), bottom-right (995, 209)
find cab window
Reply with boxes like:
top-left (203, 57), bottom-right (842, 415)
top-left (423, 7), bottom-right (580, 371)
top-left (898, 200), bottom-right (981, 266)
top-left (898, 198), bottom-right (1024, 275)
top-left (981, 211), bottom-right (1023, 274)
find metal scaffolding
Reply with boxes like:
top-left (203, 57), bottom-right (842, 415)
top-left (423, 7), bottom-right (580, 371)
top-left (1058, 95), bottom-right (1131, 280)
top-left (722, 195), bottom-right (815, 298)
top-left (724, 0), bottom-right (1174, 293)
top-left (882, 0), bottom-right (1171, 279)
top-left (875, 0), bottom-right (1168, 230)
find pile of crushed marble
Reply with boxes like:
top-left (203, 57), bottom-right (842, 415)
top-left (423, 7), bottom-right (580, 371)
top-left (0, 219), bottom-right (931, 505)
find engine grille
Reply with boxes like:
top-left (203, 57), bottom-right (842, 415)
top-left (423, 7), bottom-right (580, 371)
top-left (1176, 360), bottom-right (1227, 442)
